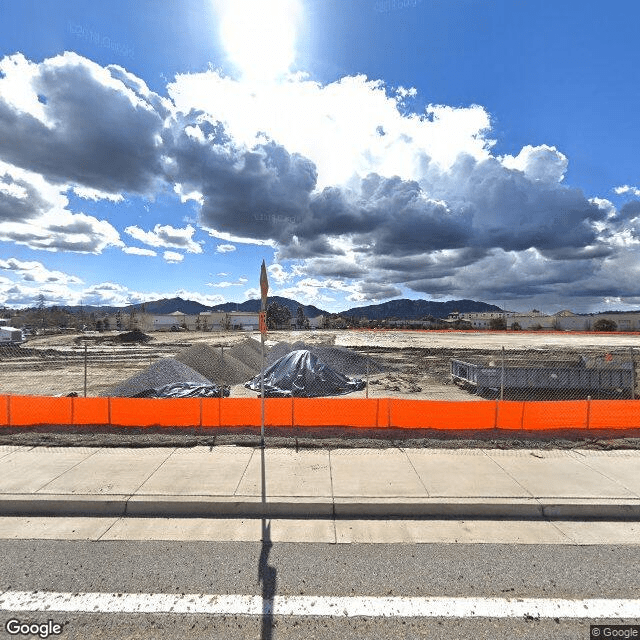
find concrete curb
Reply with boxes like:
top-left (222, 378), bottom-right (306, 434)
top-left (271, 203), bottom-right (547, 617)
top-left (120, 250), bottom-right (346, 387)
top-left (2, 495), bottom-right (640, 520)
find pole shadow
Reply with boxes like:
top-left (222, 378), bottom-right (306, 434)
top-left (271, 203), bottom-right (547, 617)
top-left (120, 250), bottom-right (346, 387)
top-left (259, 443), bottom-right (276, 640)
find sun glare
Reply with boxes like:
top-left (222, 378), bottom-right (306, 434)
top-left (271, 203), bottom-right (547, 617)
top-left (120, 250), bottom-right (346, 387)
top-left (216, 0), bottom-right (302, 82)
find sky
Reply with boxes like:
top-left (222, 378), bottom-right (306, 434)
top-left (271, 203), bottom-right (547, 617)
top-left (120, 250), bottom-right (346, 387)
top-left (0, 0), bottom-right (639, 314)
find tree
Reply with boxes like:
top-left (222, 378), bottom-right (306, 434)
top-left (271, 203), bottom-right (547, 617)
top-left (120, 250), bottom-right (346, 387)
top-left (267, 302), bottom-right (292, 329)
top-left (510, 321), bottom-right (522, 331)
top-left (296, 306), bottom-right (307, 330)
top-left (489, 317), bottom-right (507, 330)
top-left (593, 318), bottom-right (617, 332)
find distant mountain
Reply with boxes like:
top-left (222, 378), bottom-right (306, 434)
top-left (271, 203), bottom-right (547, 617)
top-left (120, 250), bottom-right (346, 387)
top-left (341, 298), bottom-right (502, 320)
top-left (63, 297), bottom-right (209, 315)
top-left (210, 296), bottom-right (327, 318)
top-left (130, 297), bottom-right (211, 314)
top-left (61, 296), bottom-right (501, 320)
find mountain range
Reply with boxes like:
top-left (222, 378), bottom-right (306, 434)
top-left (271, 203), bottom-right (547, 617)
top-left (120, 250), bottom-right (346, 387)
top-left (61, 296), bottom-right (500, 319)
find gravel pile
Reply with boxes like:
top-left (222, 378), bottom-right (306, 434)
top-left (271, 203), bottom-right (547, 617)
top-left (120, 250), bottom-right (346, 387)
top-left (228, 338), bottom-right (264, 372)
top-left (266, 341), bottom-right (293, 365)
top-left (105, 358), bottom-right (211, 397)
top-left (175, 343), bottom-right (256, 385)
top-left (265, 340), bottom-right (384, 375)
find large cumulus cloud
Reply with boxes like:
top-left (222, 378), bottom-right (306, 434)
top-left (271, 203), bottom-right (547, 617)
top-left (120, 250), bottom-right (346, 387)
top-left (1, 51), bottom-right (639, 310)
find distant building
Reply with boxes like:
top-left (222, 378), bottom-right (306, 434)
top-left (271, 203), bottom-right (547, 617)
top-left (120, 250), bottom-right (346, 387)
top-left (152, 311), bottom-right (187, 331)
top-left (228, 311), bottom-right (260, 331)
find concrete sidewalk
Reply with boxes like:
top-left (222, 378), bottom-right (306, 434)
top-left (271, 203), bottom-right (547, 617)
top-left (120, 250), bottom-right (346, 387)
top-left (1, 445), bottom-right (640, 520)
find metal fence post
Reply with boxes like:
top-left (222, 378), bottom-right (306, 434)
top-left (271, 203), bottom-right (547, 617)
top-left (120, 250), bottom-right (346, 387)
top-left (631, 348), bottom-right (636, 400)
top-left (83, 343), bottom-right (88, 398)
top-left (366, 352), bottom-right (369, 399)
top-left (500, 346), bottom-right (505, 401)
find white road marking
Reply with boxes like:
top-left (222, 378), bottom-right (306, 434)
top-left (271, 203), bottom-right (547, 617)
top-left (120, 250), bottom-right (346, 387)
top-left (1, 591), bottom-right (639, 618)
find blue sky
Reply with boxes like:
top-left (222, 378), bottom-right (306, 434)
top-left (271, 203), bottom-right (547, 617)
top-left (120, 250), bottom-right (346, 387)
top-left (0, 0), bottom-right (638, 313)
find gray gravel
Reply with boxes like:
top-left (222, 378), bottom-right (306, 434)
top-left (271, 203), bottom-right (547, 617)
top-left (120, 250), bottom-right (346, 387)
top-left (175, 343), bottom-right (257, 385)
top-left (104, 358), bottom-right (211, 397)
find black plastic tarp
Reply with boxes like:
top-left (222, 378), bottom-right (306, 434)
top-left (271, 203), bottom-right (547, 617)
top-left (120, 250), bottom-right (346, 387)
top-left (245, 349), bottom-right (365, 397)
top-left (133, 382), bottom-right (230, 398)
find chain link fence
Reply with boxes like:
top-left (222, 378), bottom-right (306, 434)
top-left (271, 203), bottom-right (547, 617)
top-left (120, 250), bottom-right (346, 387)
top-left (0, 332), bottom-right (638, 403)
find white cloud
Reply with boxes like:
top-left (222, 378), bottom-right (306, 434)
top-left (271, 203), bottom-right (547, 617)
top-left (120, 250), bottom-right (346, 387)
top-left (216, 243), bottom-right (236, 253)
top-left (163, 251), bottom-right (184, 263)
top-left (71, 186), bottom-right (124, 202)
top-left (207, 277), bottom-right (248, 287)
top-left (122, 246), bottom-right (157, 256)
top-left (169, 71), bottom-right (493, 190)
top-left (125, 224), bottom-right (203, 253)
top-left (266, 263), bottom-right (292, 284)
top-left (501, 144), bottom-right (568, 183)
top-left (0, 258), bottom-right (83, 284)
top-left (614, 185), bottom-right (640, 197)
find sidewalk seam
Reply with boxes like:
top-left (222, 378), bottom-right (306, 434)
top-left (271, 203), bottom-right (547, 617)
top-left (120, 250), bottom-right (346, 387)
top-left (401, 448), bottom-right (430, 497)
top-left (481, 450), bottom-right (536, 499)
top-left (33, 447), bottom-right (101, 494)
top-left (233, 448), bottom-right (255, 496)
top-left (130, 447), bottom-right (179, 497)
top-left (124, 449), bottom-right (178, 515)
top-left (569, 455), bottom-right (640, 499)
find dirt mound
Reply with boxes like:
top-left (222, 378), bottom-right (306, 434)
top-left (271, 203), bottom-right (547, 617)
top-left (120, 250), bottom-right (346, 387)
top-left (115, 329), bottom-right (152, 343)
top-left (175, 343), bottom-right (256, 385)
top-left (105, 358), bottom-right (210, 397)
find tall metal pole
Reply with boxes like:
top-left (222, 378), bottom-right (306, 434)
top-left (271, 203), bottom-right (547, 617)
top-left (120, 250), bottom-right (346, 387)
top-left (259, 260), bottom-right (269, 447)
top-left (261, 333), bottom-right (265, 444)
top-left (500, 346), bottom-right (505, 402)
top-left (83, 343), bottom-right (88, 398)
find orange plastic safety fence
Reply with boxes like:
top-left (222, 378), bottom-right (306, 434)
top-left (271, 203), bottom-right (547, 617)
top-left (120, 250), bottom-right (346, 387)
top-left (521, 400), bottom-right (589, 431)
top-left (0, 395), bottom-right (638, 431)
top-left (110, 397), bottom-right (201, 427)
top-left (72, 398), bottom-right (110, 425)
top-left (588, 400), bottom-right (640, 430)
top-left (8, 395), bottom-right (73, 427)
top-left (293, 398), bottom-right (379, 428)
top-left (389, 399), bottom-right (497, 430)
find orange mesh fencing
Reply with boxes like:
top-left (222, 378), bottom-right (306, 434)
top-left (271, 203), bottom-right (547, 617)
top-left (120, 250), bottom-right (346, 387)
top-left (72, 397), bottom-right (110, 425)
top-left (0, 395), bottom-right (8, 426)
top-left (495, 401), bottom-right (525, 430)
top-left (293, 398), bottom-right (379, 428)
top-left (0, 395), bottom-right (638, 431)
top-left (521, 400), bottom-right (589, 430)
top-left (588, 400), bottom-right (640, 429)
top-left (109, 397), bottom-right (201, 427)
top-left (8, 395), bottom-right (73, 427)
top-left (389, 399), bottom-right (497, 430)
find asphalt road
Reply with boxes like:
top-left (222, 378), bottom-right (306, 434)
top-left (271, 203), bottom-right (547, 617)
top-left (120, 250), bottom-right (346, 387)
top-left (1, 538), bottom-right (639, 639)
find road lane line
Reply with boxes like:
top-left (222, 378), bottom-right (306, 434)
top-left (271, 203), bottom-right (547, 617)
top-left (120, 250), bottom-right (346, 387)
top-left (1, 591), bottom-right (639, 618)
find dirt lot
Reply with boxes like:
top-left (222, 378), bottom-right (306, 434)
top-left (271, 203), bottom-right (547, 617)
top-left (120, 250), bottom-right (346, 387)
top-left (2, 329), bottom-right (638, 400)
top-left (1, 329), bottom-right (639, 448)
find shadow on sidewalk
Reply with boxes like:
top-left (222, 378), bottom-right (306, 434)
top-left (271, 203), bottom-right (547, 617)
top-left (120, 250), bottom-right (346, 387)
top-left (259, 444), bottom-right (276, 640)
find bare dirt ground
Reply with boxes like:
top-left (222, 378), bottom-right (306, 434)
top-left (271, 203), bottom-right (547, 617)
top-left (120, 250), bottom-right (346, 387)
top-left (1, 329), bottom-right (638, 449)
top-left (3, 329), bottom-right (639, 399)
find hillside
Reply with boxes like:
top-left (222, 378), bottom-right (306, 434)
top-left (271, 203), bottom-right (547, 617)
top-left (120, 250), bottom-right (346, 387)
top-left (341, 298), bottom-right (501, 320)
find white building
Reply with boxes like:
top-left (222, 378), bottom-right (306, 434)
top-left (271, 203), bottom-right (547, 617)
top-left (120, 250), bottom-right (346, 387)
top-left (228, 311), bottom-right (260, 331)
top-left (152, 311), bottom-right (187, 331)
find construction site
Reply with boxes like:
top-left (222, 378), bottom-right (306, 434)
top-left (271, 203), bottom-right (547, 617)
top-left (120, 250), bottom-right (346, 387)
top-left (1, 329), bottom-right (637, 401)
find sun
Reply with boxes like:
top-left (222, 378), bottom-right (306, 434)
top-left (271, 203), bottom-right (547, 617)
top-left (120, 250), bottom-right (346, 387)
top-left (216, 0), bottom-right (303, 82)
